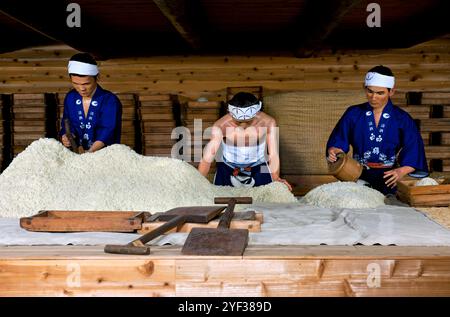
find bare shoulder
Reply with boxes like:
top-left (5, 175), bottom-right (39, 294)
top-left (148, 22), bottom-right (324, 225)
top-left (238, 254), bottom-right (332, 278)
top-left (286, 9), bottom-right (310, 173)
top-left (213, 114), bottom-right (234, 134)
top-left (256, 112), bottom-right (276, 126)
top-left (213, 114), bottom-right (230, 126)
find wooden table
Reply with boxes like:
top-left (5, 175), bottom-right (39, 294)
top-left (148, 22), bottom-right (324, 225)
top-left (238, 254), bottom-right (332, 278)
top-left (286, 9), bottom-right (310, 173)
top-left (1, 245), bottom-right (450, 296)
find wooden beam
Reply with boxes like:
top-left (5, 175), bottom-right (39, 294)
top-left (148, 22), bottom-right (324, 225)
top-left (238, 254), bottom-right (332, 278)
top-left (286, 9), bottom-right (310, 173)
top-left (326, 1), bottom-right (450, 51)
top-left (0, 9), bottom-right (59, 43)
top-left (0, 10), bottom-right (59, 54)
top-left (293, 0), bottom-right (363, 57)
top-left (152, 0), bottom-right (207, 50)
top-left (0, 1), bottom-right (106, 59)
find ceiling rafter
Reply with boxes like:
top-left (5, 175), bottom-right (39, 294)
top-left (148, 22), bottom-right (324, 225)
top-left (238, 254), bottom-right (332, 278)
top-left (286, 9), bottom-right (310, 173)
top-left (152, 0), bottom-right (209, 50)
top-left (293, 0), bottom-right (363, 57)
top-left (0, 2), bottom-right (105, 59)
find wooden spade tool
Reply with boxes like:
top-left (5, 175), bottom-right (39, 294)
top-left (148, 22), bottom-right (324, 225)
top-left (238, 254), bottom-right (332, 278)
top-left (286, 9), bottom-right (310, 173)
top-left (182, 197), bottom-right (252, 256)
top-left (104, 206), bottom-right (225, 255)
top-left (64, 118), bottom-right (79, 154)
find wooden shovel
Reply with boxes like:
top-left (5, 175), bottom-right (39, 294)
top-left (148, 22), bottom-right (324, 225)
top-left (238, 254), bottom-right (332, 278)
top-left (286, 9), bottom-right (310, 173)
top-left (181, 197), bottom-right (252, 256)
top-left (104, 206), bottom-right (225, 255)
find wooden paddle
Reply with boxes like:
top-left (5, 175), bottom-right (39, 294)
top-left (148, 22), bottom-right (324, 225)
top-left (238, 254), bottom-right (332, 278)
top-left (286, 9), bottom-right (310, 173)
top-left (104, 206), bottom-right (226, 255)
top-left (181, 197), bottom-right (252, 256)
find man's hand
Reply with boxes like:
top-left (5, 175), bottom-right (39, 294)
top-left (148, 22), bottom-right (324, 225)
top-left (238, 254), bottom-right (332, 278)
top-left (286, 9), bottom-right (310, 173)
top-left (383, 166), bottom-right (415, 188)
top-left (273, 176), bottom-right (293, 191)
top-left (87, 141), bottom-right (105, 153)
top-left (61, 135), bottom-right (71, 148)
top-left (327, 147), bottom-right (344, 162)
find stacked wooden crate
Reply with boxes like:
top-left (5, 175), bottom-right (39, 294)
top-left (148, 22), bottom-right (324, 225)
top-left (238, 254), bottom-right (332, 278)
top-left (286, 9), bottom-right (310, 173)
top-left (421, 92), bottom-right (450, 171)
top-left (116, 94), bottom-right (137, 150)
top-left (138, 94), bottom-right (176, 157)
top-left (181, 99), bottom-right (222, 176)
top-left (11, 94), bottom-right (47, 156)
top-left (398, 92), bottom-right (450, 172)
top-left (393, 92), bottom-right (431, 146)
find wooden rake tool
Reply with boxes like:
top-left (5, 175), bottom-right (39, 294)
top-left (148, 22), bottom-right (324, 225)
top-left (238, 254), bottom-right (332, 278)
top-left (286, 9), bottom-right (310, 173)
top-left (182, 197), bottom-right (253, 256)
top-left (104, 206), bottom-right (226, 255)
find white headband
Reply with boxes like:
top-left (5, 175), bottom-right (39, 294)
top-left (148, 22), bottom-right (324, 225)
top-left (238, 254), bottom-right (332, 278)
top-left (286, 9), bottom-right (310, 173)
top-left (228, 101), bottom-right (262, 121)
top-left (68, 60), bottom-right (99, 76)
top-left (365, 72), bottom-right (395, 89)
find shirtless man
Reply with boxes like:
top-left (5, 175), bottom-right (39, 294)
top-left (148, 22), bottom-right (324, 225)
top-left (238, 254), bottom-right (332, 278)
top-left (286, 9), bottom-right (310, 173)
top-left (198, 92), bottom-right (292, 190)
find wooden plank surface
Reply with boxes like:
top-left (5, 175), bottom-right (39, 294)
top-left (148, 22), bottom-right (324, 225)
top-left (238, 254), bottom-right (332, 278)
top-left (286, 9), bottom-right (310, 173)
top-left (1, 245), bottom-right (450, 296)
top-left (3, 245), bottom-right (450, 259)
top-left (138, 213), bottom-right (263, 234)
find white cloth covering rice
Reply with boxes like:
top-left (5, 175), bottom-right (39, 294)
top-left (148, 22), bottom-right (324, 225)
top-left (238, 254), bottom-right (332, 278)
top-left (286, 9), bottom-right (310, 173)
top-left (302, 181), bottom-right (386, 209)
top-left (0, 138), bottom-right (296, 218)
top-left (3, 203), bottom-right (450, 246)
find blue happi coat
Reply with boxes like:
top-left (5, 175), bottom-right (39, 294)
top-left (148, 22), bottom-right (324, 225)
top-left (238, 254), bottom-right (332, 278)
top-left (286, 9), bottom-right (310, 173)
top-left (327, 100), bottom-right (428, 178)
top-left (60, 85), bottom-right (122, 150)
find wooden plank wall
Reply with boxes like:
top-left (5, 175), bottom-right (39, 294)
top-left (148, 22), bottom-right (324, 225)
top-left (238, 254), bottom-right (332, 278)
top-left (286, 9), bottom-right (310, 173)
top-left (0, 37), bottom-right (448, 176)
top-left (0, 37), bottom-right (448, 96)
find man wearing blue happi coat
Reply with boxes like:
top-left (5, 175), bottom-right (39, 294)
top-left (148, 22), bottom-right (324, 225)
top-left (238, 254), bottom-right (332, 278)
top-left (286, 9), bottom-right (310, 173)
top-left (60, 53), bottom-right (122, 153)
top-left (326, 65), bottom-right (428, 195)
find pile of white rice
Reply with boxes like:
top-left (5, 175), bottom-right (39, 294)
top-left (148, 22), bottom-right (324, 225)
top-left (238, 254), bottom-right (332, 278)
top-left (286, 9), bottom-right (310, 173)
top-left (415, 177), bottom-right (439, 186)
top-left (0, 138), bottom-right (296, 218)
top-left (303, 181), bottom-right (385, 209)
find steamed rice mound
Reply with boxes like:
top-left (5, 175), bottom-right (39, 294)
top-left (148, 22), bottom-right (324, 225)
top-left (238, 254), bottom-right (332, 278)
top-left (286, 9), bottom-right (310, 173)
top-left (0, 138), bottom-right (296, 218)
top-left (303, 181), bottom-right (385, 208)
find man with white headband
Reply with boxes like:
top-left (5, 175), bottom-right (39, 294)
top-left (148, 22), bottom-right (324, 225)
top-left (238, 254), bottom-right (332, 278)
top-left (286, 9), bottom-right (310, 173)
top-left (198, 92), bottom-right (292, 190)
top-left (327, 65), bottom-right (428, 195)
top-left (60, 53), bottom-right (122, 153)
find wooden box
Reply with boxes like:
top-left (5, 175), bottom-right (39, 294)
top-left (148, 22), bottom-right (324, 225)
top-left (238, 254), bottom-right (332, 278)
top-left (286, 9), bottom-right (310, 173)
top-left (20, 210), bottom-right (151, 232)
top-left (397, 179), bottom-right (450, 207)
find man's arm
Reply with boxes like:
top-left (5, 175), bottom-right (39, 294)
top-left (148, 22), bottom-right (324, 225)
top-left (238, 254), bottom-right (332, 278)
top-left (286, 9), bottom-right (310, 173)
top-left (266, 120), bottom-right (292, 191)
top-left (198, 125), bottom-right (222, 177)
top-left (266, 121), bottom-right (280, 179)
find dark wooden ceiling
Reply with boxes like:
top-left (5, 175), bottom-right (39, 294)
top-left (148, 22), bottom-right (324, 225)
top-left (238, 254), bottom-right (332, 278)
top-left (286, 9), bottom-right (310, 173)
top-left (0, 0), bottom-right (448, 59)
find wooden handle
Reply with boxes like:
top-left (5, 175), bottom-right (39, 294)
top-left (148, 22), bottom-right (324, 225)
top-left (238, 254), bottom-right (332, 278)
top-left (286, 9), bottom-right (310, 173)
top-left (64, 119), bottom-right (79, 154)
top-left (104, 244), bottom-right (150, 255)
top-left (218, 198), bottom-right (237, 229)
top-left (214, 197), bottom-right (253, 204)
top-left (131, 215), bottom-right (186, 245)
